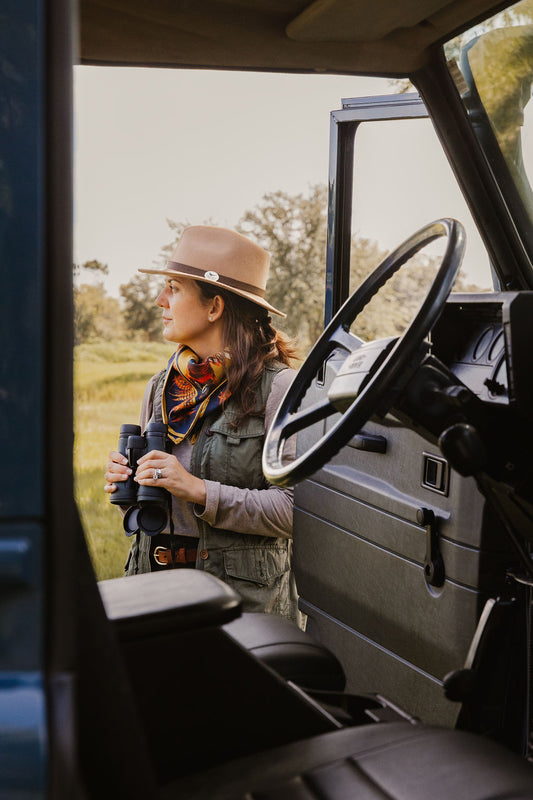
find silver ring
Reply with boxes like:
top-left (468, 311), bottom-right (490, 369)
top-left (153, 468), bottom-right (162, 480)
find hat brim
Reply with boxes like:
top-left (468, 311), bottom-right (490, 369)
top-left (138, 266), bottom-right (286, 317)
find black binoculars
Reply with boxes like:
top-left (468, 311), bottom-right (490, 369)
top-left (110, 421), bottom-right (170, 537)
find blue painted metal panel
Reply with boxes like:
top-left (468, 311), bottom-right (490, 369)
top-left (0, 0), bottom-right (45, 518)
top-left (0, 673), bottom-right (47, 798)
top-left (0, 0), bottom-right (48, 795)
top-left (0, 523), bottom-right (43, 670)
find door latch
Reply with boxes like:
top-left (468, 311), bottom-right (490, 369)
top-left (417, 507), bottom-right (445, 587)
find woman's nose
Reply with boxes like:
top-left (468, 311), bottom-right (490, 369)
top-left (156, 289), bottom-right (167, 307)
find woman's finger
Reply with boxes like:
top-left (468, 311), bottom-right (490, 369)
top-left (104, 450), bottom-right (131, 494)
top-left (109, 449), bottom-right (129, 466)
top-left (135, 464), bottom-right (167, 483)
top-left (137, 449), bottom-right (167, 465)
top-left (105, 463), bottom-right (131, 483)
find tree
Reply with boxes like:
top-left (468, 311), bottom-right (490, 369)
top-left (237, 185), bottom-right (328, 351)
top-left (73, 260), bottom-right (121, 344)
top-left (164, 185), bottom-right (481, 354)
top-left (74, 283), bottom-right (122, 344)
top-left (73, 258), bottom-right (109, 278)
top-left (120, 273), bottom-right (162, 341)
top-left (348, 235), bottom-right (483, 342)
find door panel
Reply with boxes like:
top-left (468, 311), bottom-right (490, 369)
top-left (293, 345), bottom-right (512, 725)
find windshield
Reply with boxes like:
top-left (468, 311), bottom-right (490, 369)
top-left (444, 0), bottom-right (533, 232)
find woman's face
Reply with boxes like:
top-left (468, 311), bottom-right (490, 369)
top-left (156, 277), bottom-right (223, 358)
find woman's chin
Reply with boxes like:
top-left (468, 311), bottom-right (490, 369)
top-left (161, 326), bottom-right (172, 340)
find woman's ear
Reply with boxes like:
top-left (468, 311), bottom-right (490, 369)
top-left (208, 294), bottom-right (224, 322)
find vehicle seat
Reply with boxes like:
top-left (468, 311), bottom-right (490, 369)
top-left (167, 720), bottom-right (533, 800)
top-left (90, 537), bottom-right (533, 800)
top-left (223, 612), bottom-right (346, 690)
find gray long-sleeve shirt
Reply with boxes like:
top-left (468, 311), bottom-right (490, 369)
top-left (139, 367), bottom-right (296, 540)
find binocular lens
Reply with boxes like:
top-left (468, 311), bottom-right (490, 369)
top-left (123, 504), bottom-right (168, 537)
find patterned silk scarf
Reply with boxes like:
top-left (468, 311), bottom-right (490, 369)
top-left (162, 345), bottom-right (231, 444)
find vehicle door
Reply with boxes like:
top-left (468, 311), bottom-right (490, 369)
top-left (291, 92), bottom-right (521, 734)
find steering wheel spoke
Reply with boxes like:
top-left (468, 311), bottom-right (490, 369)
top-left (263, 219), bottom-right (466, 487)
top-left (280, 397), bottom-right (337, 439)
top-left (329, 326), bottom-right (365, 353)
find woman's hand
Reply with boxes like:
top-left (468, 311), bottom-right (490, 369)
top-left (135, 450), bottom-right (207, 506)
top-left (104, 450), bottom-right (132, 494)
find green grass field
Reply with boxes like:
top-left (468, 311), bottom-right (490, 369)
top-left (74, 340), bottom-right (175, 580)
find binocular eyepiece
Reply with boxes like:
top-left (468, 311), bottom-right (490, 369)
top-left (110, 422), bottom-right (170, 537)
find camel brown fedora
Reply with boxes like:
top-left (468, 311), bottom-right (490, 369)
top-left (139, 225), bottom-right (285, 317)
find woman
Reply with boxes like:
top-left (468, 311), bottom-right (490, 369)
top-left (104, 225), bottom-right (302, 624)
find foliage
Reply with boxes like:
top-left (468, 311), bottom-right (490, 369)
top-left (234, 185), bottom-right (480, 351)
top-left (464, 21), bottom-right (533, 212)
top-left (237, 184), bottom-right (328, 351)
top-left (74, 260), bottom-right (121, 344)
top-left (120, 273), bottom-right (163, 341)
top-left (160, 189), bottom-right (443, 354)
top-left (391, 0), bottom-right (533, 103)
top-left (442, 0), bottom-right (533, 216)
top-left (388, 78), bottom-right (413, 94)
top-left (445, 0), bottom-right (533, 63)
top-left (77, 186), bottom-right (483, 354)
top-left (73, 258), bottom-right (164, 344)
top-left (74, 281), bottom-right (122, 344)
top-left (74, 258), bottom-right (109, 276)
top-left (349, 242), bottom-right (480, 341)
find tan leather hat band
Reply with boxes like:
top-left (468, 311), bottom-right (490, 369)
top-left (166, 261), bottom-right (266, 298)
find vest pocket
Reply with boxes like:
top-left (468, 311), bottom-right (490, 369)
top-left (222, 546), bottom-right (290, 615)
top-left (205, 412), bottom-right (266, 486)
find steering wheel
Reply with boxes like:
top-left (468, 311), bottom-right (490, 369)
top-left (263, 218), bottom-right (466, 487)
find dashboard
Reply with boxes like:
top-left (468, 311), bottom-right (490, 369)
top-left (432, 293), bottom-right (533, 416)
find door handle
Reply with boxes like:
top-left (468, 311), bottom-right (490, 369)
top-left (348, 430), bottom-right (387, 454)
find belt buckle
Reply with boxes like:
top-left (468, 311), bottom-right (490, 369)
top-left (153, 546), bottom-right (168, 566)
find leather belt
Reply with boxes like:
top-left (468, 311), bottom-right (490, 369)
top-left (153, 546), bottom-right (198, 566)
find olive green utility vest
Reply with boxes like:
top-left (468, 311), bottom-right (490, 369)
top-left (127, 361), bottom-right (301, 624)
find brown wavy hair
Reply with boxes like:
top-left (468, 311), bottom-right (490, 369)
top-left (196, 281), bottom-right (299, 419)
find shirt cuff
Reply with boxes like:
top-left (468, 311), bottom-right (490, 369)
top-left (194, 479), bottom-right (220, 525)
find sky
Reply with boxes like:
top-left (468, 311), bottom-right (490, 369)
top-left (73, 66), bottom-right (493, 299)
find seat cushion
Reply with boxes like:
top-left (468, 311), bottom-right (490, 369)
top-left (223, 612), bottom-right (346, 690)
top-left (165, 722), bottom-right (533, 800)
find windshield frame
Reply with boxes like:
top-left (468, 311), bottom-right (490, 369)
top-left (412, 35), bottom-right (533, 292)
top-left (442, 4), bottom-right (533, 281)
